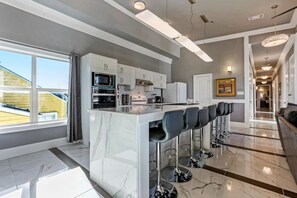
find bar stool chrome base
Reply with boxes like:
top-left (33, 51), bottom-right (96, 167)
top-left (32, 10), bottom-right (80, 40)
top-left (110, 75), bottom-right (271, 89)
top-left (211, 142), bottom-right (221, 148)
top-left (194, 149), bottom-right (214, 159)
top-left (179, 156), bottom-right (206, 168)
top-left (161, 166), bottom-right (192, 183)
top-left (149, 180), bottom-right (178, 198)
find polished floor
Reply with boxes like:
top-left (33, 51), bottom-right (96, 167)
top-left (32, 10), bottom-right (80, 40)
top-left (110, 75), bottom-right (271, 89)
top-left (0, 122), bottom-right (296, 198)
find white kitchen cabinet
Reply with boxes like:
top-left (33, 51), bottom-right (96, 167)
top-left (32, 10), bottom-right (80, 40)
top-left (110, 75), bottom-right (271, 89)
top-left (92, 54), bottom-right (117, 75)
top-left (153, 73), bottom-right (167, 89)
top-left (136, 68), bottom-right (152, 81)
top-left (117, 64), bottom-right (136, 89)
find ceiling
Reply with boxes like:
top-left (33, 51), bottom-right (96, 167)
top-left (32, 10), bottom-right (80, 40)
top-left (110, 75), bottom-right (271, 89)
top-left (250, 29), bottom-right (295, 84)
top-left (8, 0), bottom-right (297, 75)
top-left (114, 0), bottom-right (296, 41)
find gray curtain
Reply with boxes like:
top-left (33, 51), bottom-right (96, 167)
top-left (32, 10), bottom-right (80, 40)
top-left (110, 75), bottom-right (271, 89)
top-left (67, 53), bottom-right (82, 142)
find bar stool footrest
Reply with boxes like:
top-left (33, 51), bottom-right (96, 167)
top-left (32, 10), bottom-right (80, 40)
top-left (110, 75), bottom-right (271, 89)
top-left (161, 166), bottom-right (192, 183)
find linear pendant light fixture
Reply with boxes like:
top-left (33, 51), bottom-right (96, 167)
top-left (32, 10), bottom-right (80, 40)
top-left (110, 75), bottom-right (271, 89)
top-left (135, 10), bottom-right (213, 62)
top-left (135, 10), bottom-right (181, 39)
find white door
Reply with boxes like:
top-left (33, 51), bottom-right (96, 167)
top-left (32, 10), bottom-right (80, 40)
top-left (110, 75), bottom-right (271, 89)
top-left (272, 80), bottom-right (276, 113)
top-left (193, 74), bottom-right (212, 105)
top-left (288, 54), bottom-right (295, 103)
top-left (249, 69), bottom-right (254, 119)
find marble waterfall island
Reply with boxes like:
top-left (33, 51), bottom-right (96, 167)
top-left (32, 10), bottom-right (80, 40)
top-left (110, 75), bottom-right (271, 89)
top-left (89, 105), bottom-right (206, 198)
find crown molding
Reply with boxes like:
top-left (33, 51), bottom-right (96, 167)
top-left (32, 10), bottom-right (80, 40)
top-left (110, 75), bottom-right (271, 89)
top-left (0, 0), bottom-right (173, 64)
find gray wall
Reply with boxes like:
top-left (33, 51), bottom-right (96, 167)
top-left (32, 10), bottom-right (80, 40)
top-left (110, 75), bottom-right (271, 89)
top-left (33, 0), bottom-right (180, 58)
top-left (230, 103), bottom-right (245, 123)
top-left (0, 3), bottom-right (172, 81)
top-left (0, 126), bottom-right (67, 150)
top-left (0, 3), bottom-right (172, 149)
top-left (172, 38), bottom-right (245, 99)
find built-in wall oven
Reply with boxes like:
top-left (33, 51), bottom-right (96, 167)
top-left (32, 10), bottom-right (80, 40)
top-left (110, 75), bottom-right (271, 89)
top-left (92, 72), bottom-right (116, 109)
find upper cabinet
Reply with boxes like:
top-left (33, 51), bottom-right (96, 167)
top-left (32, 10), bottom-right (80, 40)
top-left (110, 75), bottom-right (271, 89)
top-left (136, 68), bottom-right (152, 81)
top-left (117, 64), bottom-right (136, 89)
top-left (153, 72), bottom-right (167, 89)
top-left (91, 54), bottom-right (117, 75)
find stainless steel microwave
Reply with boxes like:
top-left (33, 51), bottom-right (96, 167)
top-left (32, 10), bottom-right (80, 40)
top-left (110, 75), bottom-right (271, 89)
top-left (92, 72), bottom-right (115, 87)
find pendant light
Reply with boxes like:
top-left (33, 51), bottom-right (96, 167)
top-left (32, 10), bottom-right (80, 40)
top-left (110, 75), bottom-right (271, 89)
top-left (262, 5), bottom-right (289, 48)
top-left (261, 57), bottom-right (272, 71)
top-left (135, 1), bottom-right (212, 62)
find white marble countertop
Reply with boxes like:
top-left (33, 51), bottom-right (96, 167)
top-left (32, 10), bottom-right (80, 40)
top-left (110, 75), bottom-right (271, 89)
top-left (91, 104), bottom-right (201, 115)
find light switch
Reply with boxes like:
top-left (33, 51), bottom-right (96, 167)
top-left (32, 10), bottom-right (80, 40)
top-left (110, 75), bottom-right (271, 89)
top-left (237, 91), bottom-right (244, 95)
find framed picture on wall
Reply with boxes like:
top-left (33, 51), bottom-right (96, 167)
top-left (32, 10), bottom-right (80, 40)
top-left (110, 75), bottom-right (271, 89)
top-left (215, 78), bottom-right (236, 97)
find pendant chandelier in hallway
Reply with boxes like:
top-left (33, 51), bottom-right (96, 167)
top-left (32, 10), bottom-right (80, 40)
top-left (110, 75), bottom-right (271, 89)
top-left (262, 5), bottom-right (289, 48)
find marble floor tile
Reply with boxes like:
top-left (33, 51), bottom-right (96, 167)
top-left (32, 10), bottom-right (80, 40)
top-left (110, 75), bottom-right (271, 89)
top-left (0, 160), bottom-right (17, 197)
top-left (226, 134), bottom-right (284, 155)
top-left (240, 135), bottom-right (283, 154)
top-left (58, 143), bottom-right (90, 171)
top-left (231, 126), bottom-right (280, 139)
top-left (76, 188), bottom-right (102, 198)
top-left (228, 148), bottom-right (297, 193)
top-left (8, 150), bottom-right (69, 187)
top-left (36, 167), bottom-right (93, 198)
top-left (174, 168), bottom-right (287, 198)
top-left (204, 146), bottom-right (238, 170)
top-left (250, 122), bottom-right (278, 130)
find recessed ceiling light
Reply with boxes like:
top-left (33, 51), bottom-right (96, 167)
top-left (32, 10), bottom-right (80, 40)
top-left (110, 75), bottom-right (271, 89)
top-left (262, 81), bottom-right (267, 84)
top-left (134, 1), bottom-right (146, 10)
top-left (261, 76), bottom-right (268, 79)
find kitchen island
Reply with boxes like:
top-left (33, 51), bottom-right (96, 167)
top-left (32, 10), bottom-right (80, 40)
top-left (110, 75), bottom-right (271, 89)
top-left (89, 104), bottom-right (210, 198)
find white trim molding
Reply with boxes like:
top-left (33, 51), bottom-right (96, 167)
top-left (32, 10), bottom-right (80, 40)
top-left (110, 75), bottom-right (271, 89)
top-left (0, 137), bottom-right (69, 160)
top-left (272, 34), bottom-right (295, 78)
top-left (195, 9), bottom-right (297, 45)
top-left (0, 0), bottom-right (173, 64)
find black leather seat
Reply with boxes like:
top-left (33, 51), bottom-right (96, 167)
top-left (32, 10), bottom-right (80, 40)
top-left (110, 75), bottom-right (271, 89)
top-left (161, 109), bottom-right (193, 183)
top-left (149, 111), bottom-right (184, 143)
top-left (179, 107), bottom-right (205, 168)
top-left (149, 110), bottom-right (184, 197)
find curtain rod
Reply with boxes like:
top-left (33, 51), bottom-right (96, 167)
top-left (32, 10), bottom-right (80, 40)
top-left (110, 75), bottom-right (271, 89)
top-left (0, 37), bottom-right (71, 57)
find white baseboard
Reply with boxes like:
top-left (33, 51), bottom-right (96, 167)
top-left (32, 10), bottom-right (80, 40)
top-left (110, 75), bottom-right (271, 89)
top-left (0, 137), bottom-right (69, 160)
top-left (230, 121), bottom-right (249, 128)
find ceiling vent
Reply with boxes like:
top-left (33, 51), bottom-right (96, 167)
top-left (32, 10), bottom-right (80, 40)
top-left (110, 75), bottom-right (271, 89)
top-left (248, 14), bottom-right (264, 21)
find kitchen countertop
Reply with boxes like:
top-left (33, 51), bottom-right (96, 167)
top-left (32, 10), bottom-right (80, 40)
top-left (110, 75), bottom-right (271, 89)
top-left (93, 104), bottom-right (200, 115)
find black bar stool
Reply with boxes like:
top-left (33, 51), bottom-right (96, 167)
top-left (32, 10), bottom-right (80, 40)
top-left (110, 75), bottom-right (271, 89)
top-left (179, 107), bottom-right (206, 168)
top-left (222, 103), bottom-right (230, 138)
top-left (149, 110), bottom-right (184, 197)
top-left (161, 109), bottom-right (193, 183)
top-left (208, 104), bottom-right (221, 148)
top-left (215, 102), bottom-right (226, 143)
top-left (194, 108), bottom-right (212, 159)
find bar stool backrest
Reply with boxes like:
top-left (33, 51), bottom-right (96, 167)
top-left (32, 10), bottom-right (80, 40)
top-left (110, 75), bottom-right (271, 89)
top-left (162, 110), bottom-right (184, 142)
top-left (231, 103), bottom-right (234, 113)
top-left (224, 103), bottom-right (229, 115)
top-left (208, 104), bottom-right (217, 122)
top-left (183, 107), bottom-right (199, 131)
top-left (228, 103), bottom-right (232, 115)
top-left (195, 108), bottom-right (209, 129)
top-left (217, 102), bottom-right (225, 116)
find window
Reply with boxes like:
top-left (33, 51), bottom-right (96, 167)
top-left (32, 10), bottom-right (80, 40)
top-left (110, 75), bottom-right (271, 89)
top-left (0, 47), bottom-right (69, 127)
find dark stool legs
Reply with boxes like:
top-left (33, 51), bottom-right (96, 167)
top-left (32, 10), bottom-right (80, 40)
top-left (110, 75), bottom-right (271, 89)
top-left (161, 136), bottom-right (192, 183)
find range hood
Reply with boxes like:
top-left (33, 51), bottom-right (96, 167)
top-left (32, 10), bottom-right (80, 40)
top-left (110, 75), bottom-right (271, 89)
top-left (136, 79), bottom-right (153, 86)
